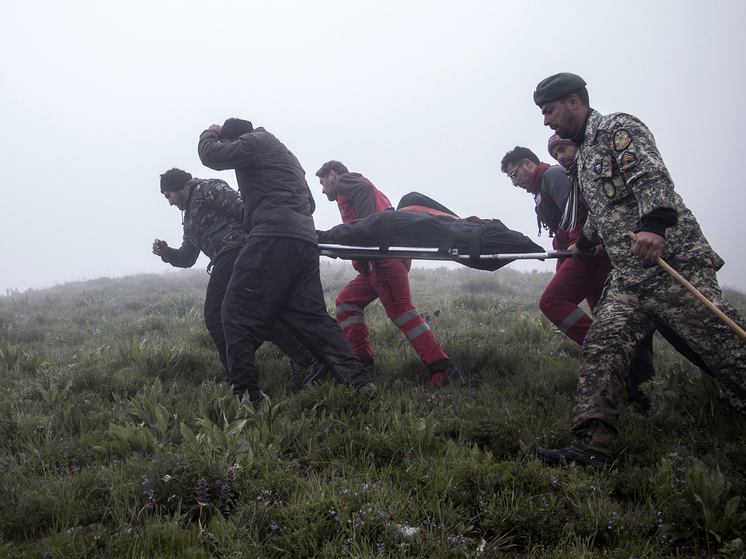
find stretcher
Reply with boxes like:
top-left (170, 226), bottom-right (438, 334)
top-left (318, 244), bottom-right (571, 266)
top-left (316, 197), bottom-right (572, 272)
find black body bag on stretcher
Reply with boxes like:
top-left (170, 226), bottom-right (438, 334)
top-left (317, 192), bottom-right (544, 272)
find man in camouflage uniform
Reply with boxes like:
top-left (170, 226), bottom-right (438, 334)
top-left (503, 143), bottom-right (710, 409)
top-left (531, 73), bottom-right (746, 469)
top-left (153, 168), bottom-right (324, 383)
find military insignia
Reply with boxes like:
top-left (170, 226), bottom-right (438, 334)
top-left (613, 129), bottom-right (632, 151)
top-left (594, 162), bottom-right (603, 174)
top-left (603, 181), bottom-right (615, 198)
top-left (620, 151), bottom-right (637, 169)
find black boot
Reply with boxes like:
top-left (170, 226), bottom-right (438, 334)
top-left (535, 419), bottom-right (615, 471)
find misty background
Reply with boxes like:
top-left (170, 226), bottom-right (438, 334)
top-left (2, 1), bottom-right (744, 294)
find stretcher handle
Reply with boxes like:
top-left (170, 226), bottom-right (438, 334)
top-left (318, 244), bottom-right (571, 261)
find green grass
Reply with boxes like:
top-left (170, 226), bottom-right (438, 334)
top-left (0, 262), bottom-right (744, 558)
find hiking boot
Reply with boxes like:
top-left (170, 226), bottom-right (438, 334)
top-left (426, 359), bottom-right (465, 390)
top-left (535, 419), bottom-right (615, 471)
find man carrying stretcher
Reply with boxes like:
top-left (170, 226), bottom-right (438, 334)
top-left (316, 161), bottom-right (464, 390)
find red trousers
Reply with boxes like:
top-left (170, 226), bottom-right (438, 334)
top-left (539, 254), bottom-right (613, 345)
top-left (335, 258), bottom-right (449, 365)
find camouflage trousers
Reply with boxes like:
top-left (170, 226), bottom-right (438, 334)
top-left (573, 263), bottom-right (746, 432)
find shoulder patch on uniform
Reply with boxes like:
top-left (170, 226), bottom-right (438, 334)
top-left (620, 151), bottom-right (637, 170)
top-left (603, 181), bottom-right (615, 198)
top-left (613, 129), bottom-right (632, 151)
top-left (594, 162), bottom-right (603, 174)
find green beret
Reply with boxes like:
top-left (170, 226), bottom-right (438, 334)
top-left (533, 73), bottom-right (586, 106)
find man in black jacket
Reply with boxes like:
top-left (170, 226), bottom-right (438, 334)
top-left (198, 119), bottom-right (374, 407)
top-left (153, 168), bottom-right (325, 384)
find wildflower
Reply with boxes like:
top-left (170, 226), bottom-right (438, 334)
top-left (195, 478), bottom-right (210, 504)
top-left (215, 480), bottom-right (232, 509)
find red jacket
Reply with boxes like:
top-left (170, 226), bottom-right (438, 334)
top-left (334, 173), bottom-right (395, 272)
top-left (335, 173), bottom-right (392, 223)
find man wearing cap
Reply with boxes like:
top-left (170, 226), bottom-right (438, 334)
top-left (315, 160), bottom-right (464, 390)
top-left (153, 168), bottom-right (326, 384)
top-left (531, 73), bottom-right (746, 469)
top-left (548, 134), bottom-right (578, 171)
top-left (197, 119), bottom-right (374, 408)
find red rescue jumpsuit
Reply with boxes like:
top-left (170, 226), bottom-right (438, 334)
top-left (530, 164), bottom-right (612, 345)
top-left (332, 173), bottom-right (452, 371)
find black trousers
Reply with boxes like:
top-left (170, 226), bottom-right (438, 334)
top-left (626, 323), bottom-right (714, 408)
top-left (221, 237), bottom-right (372, 405)
top-left (204, 247), bottom-right (320, 378)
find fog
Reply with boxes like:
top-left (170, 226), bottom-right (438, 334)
top-left (2, 1), bottom-right (744, 294)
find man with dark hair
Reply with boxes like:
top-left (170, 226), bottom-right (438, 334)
top-left (197, 120), bottom-right (374, 408)
top-left (531, 72), bottom-right (746, 469)
top-left (315, 161), bottom-right (463, 389)
top-left (153, 168), bottom-right (325, 383)
top-left (501, 146), bottom-right (609, 345)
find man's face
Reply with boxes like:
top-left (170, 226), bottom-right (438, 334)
top-left (541, 98), bottom-right (580, 139)
top-left (505, 160), bottom-right (532, 192)
top-left (164, 188), bottom-right (188, 211)
top-left (550, 143), bottom-right (578, 170)
top-left (319, 172), bottom-right (337, 201)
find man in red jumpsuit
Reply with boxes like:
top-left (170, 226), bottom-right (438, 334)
top-left (316, 161), bottom-right (464, 390)
top-left (501, 144), bottom-right (608, 344)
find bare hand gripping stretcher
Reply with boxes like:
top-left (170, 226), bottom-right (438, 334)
top-left (317, 193), bottom-right (571, 272)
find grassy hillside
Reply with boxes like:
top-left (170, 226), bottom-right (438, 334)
top-left (0, 262), bottom-right (744, 558)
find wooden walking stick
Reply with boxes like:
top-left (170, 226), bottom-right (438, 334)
top-left (628, 232), bottom-right (746, 343)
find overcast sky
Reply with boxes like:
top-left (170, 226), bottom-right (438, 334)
top-left (2, 0), bottom-right (745, 295)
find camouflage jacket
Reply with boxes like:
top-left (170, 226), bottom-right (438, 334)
top-left (162, 178), bottom-right (248, 268)
top-left (577, 109), bottom-right (722, 285)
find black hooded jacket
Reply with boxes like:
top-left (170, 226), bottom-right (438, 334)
top-left (198, 127), bottom-right (317, 245)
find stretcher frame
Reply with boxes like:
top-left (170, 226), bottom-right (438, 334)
top-left (318, 244), bottom-right (572, 263)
